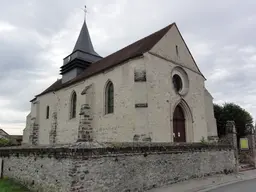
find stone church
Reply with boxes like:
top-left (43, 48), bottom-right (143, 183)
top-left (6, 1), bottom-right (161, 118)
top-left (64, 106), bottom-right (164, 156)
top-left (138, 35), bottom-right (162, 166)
top-left (22, 17), bottom-right (218, 145)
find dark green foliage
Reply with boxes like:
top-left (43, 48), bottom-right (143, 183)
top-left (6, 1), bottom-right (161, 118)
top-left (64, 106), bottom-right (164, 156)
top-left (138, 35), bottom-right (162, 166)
top-left (0, 178), bottom-right (30, 192)
top-left (213, 104), bottom-right (225, 136)
top-left (213, 103), bottom-right (253, 138)
top-left (0, 138), bottom-right (11, 147)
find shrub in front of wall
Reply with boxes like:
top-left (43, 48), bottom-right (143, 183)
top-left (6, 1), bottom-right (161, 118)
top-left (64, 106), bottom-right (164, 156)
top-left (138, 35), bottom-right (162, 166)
top-left (0, 138), bottom-right (12, 147)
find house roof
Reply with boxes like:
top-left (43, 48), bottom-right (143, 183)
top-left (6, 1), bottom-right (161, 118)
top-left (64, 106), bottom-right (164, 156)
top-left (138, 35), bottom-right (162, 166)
top-left (38, 79), bottom-right (62, 96)
top-left (36, 22), bottom-right (175, 97)
top-left (0, 129), bottom-right (9, 136)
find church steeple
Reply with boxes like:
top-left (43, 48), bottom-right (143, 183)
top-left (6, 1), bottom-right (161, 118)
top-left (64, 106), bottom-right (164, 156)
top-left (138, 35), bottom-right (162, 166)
top-left (72, 21), bottom-right (100, 56)
top-left (60, 7), bottom-right (102, 83)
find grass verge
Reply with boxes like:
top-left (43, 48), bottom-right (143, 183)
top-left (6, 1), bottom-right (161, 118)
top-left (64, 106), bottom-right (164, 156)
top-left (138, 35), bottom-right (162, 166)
top-left (0, 178), bottom-right (30, 192)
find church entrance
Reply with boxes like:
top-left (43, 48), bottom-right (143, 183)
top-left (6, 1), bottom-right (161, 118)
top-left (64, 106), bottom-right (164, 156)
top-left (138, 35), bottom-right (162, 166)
top-left (173, 105), bottom-right (186, 142)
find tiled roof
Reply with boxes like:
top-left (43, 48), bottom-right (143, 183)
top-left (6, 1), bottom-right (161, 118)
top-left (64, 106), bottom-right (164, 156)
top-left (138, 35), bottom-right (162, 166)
top-left (36, 23), bottom-right (175, 97)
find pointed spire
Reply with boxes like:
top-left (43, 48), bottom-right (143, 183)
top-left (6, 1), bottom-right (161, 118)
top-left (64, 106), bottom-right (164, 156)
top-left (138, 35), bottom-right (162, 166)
top-left (73, 7), bottom-right (99, 56)
top-left (60, 6), bottom-right (102, 83)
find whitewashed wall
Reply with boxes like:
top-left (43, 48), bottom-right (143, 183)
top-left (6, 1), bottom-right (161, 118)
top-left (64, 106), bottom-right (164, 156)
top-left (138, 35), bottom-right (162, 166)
top-left (36, 58), bottom-right (144, 144)
top-left (204, 89), bottom-right (218, 137)
top-left (24, 24), bottom-right (217, 144)
top-left (22, 113), bottom-right (31, 144)
top-left (147, 24), bottom-right (209, 142)
top-left (22, 101), bottom-right (37, 144)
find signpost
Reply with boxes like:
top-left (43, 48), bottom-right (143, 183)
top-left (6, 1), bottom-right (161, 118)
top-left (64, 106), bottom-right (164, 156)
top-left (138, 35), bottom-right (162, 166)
top-left (240, 138), bottom-right (249, 150)
top-left (0, 158), bottom-right (2, 178)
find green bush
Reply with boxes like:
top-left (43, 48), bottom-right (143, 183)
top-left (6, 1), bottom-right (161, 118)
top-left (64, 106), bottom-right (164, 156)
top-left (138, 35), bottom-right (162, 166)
top-left (200, 136), bottom-right (208, 145)
top-left (0, 178), bottom-right (30, 191)
top-left (0, 138), bottom-right (11, 147)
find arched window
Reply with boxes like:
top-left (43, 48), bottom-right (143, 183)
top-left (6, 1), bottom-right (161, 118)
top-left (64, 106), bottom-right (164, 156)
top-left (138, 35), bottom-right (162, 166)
top-left (70, 91), bottom-right (77, 119)
top-left (105, 81), bottom-right (114, 114)
top-left (46, 106), bottom-right (50, 119)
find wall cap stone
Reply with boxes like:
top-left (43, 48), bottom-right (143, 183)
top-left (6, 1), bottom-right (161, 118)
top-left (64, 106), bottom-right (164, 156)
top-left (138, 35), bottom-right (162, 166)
top-left (0, 142), bottom-right (233, 159)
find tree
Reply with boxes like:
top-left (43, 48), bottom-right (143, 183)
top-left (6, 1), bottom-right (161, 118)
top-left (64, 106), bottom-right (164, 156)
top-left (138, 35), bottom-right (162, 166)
top-left (0, 138), bottom-right (11, 147)
top-left (213, 104), bottom-right (225, 136)
top-left (213, 103), bottom-right (253, 138)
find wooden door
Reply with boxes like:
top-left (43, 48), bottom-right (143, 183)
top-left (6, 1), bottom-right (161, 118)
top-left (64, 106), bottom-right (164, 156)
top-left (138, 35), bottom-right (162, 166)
top-left (173, 105), bottom-right (186, 142)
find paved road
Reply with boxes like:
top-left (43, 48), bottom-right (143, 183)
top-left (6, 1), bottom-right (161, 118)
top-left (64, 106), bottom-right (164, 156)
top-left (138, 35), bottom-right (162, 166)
top-left (209, 179), bottom-right (256, 192)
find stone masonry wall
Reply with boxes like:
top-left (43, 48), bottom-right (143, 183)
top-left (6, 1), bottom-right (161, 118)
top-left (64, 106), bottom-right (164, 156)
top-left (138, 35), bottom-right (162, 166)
top-left (3, 155), bottom-right (72, 192)
top-left (77, 104), bottom-right (93, 142)
top-left (49, 112), bottom-right (58, 144)
top-left (239, 133), bottom-right (256, 167)
top-left (29, 117), bottom-right (39, 145)
top-left (0, 143), bottom-right (235, 192)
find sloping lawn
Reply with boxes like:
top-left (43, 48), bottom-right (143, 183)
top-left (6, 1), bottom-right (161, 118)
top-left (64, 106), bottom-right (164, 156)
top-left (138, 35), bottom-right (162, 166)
top-left (0, 179), bottom-right (30, 192)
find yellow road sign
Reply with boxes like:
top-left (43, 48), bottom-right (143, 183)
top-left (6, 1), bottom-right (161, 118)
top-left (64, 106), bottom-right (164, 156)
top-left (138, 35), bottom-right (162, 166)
top-left (240, 138), bottom-right (249, 150)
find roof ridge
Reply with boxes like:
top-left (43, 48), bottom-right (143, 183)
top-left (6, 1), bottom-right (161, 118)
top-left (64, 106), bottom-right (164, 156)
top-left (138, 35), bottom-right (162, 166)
top-left (72, 22), bottom-right (175, 80)
top-left (103, 22), bottom-right (175, 58)
top-left (74, 22), bottom-right (175, 75)
top-left (37, 22), bottom-right (175, 97)
top-left (0, 128), bottom-right (9, 136)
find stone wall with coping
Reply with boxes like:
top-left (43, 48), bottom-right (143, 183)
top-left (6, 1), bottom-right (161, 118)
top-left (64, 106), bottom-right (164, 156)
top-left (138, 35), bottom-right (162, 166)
top-left (0, 142), bottom-right (236, 192)
top-left (238, 133), bottom-right (256, 167)
top-left (3, 155), bottom-right (72, 192)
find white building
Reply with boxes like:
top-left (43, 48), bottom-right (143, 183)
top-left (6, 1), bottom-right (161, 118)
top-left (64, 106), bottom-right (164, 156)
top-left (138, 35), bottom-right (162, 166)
top-left (22, 18), bottom-right (218, 145)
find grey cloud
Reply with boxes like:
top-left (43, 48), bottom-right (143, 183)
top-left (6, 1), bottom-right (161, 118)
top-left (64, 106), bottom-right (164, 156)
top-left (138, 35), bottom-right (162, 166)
top-left (1, 119), bottom-right (25, 124)
top-left (1, 0), bottom-right (256, 134)
top-left (0, 0), bottom-right (85, 36)
top-left (0, 30), bottom-right (45, 78)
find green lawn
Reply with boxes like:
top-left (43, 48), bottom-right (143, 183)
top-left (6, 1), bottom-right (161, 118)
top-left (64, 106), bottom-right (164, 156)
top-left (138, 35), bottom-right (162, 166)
top-left (0, 179), bottom-right (30, 192)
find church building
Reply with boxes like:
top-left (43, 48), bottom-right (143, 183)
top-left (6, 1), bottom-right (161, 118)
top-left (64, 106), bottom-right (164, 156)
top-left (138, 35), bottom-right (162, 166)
top-left (22, 17), bottom-right (218, 145)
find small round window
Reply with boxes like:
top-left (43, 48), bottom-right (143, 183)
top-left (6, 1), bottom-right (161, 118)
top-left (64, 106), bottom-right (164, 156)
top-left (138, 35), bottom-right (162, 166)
top-left (173, 74), bottom-right (183, 92)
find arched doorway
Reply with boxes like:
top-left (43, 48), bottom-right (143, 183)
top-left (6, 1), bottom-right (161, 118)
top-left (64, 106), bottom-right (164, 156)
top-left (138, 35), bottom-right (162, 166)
top-left (173, 105), bottom-right (186, 142)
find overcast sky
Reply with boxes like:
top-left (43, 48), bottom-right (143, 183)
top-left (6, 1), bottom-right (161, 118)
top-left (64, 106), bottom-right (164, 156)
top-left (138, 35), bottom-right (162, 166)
top-left (1, 0), bottom-right (256, 135)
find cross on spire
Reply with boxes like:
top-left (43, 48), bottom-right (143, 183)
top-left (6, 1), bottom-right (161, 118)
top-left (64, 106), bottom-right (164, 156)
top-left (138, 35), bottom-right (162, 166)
top-left (71, 5), bottom-right (100, 56)
top-left (83, 5), bottom-right (87, 20)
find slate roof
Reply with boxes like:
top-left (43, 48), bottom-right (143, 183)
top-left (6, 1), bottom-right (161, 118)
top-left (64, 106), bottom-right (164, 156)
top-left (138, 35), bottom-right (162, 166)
top-left (73, 21), bottom-right (100, 56)
top-left (36, 23), bottom-right (175, 97)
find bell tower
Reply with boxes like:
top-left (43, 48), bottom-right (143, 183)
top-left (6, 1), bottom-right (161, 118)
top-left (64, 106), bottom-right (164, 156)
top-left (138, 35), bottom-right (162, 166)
top-left (60, 6), bottom-right (102, 83)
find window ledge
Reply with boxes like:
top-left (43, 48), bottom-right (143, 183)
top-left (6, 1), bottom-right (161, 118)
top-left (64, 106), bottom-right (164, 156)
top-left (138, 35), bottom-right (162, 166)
top-left (104, 113), bottom-right (114, 118)
top-left (69, 117), bottom-right (77, 121)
